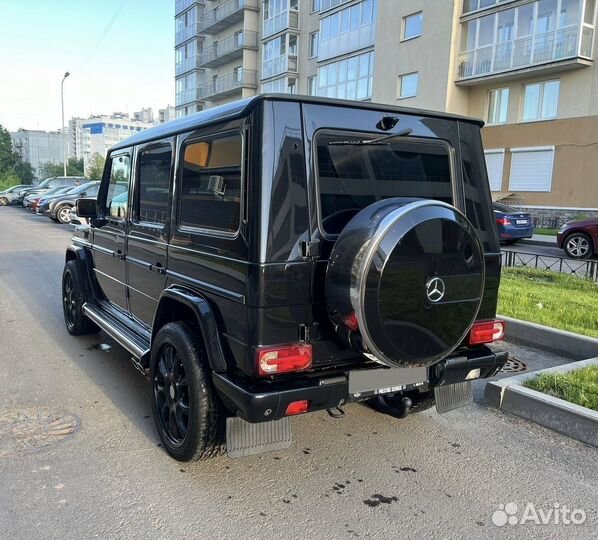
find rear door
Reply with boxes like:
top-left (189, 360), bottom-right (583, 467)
top-left (126, 140), bottom-right (174, 327)
top-left (92, 151), bottom-right (132, 312)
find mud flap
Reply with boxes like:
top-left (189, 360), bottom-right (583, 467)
top-left (434, 381), bottom-right (473, 413)
top-left (226, 417), bottom-right (292, 458)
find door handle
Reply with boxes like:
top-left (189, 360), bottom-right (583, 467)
top-left (150, 262), bottom-right (166, 275)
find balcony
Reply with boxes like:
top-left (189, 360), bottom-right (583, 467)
top-left (199, 31), bottom-right (258, 68)
top-left (175, 0), bottom-right (204, 16)
top-left (457, 0), bottom-right (595, 85)
top-left (176, 88), bottom-right (204, 107)
top-left (261, 54), bottom-right (298, 80)
top-left (175, 55), bottom-right (203, 76)
top-left (262, 9), bottom-right (299, 40)
top-left (175, 23), bottom-right (203, 46)
top-left (197, 69), bottom-right (257, 99)
top-left (199, 0), bottom-right (259, 34)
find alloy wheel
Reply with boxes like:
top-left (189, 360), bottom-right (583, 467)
top-left (154, 344), bottom-right (190, 446)
top-left (0, 197), bottom-right (8, 206)
top-left (62, 272), bottom-right (76, 330)
top-left (566, 236), bottom-right (590, 258)
top-left (58, 207), bottom-right (72, 224)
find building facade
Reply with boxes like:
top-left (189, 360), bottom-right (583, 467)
top-left (10, 129), bottom-right (65, 176)
top-left (174, 0), bottom-right (598, 214)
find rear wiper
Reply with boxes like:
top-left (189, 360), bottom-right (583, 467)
top-left (328, 128), bottom-right (413, 146)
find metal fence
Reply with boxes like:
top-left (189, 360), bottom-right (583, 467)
top-left (501, 250), bottom-right (598, 281)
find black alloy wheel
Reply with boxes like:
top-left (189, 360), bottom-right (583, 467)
top-left (150, 322), bottom-right (224, 461)
top-left (62, 260), bottom-right (100, 335)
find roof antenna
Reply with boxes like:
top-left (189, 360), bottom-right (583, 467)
top-left (376, 116), bottom-right (399, 131)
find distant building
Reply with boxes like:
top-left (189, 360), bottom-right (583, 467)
top-left (158, 105), bottom-right (176, 123)
top-left (10, 129), bottom-right (65, 177)
top-left (133, 107), bottom-right (155, 123)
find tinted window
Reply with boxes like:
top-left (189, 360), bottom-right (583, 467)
top-left (316, 131), bottom-right (452, 235)
top-left (107, 155), bottom-right (130, 220)
top-left (136, 144), bottom-right (172, 225)
top-left (179, 133), bottom-right (242, 233)
top-left (493, 202), bottom-right (513, 212)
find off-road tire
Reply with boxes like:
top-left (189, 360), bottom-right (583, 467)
top-left (56, 204), bottom-right (73, 224)
top-left (150, 322), bottom-right (225, 462)
top-left (62, 260), bottom-right (100, 335)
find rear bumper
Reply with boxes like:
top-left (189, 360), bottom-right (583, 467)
top-left (213, 346), bottom-right (508, 423)
top-left (498, 225), bottom-right (534, 240)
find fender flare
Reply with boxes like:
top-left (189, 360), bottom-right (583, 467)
top-left (153, 287), bottom-right (228, 373)
top-left (65, 244), bottom-right (97, 302)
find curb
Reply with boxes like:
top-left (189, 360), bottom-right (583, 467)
top-left (519, 238), bottom-right (557, 247)
top-left (485, 357), bottom-right (598, 448)
top-left (500, 315), bottom-right (598, 359)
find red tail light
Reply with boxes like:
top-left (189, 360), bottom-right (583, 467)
top-left (469, 320), bottom-right (505, 345)
top-left (496, 217), bottom-right (510, 226)
top-left (256, 343), bottom-right (313, 376)
top-left (285, 400), bottom-right (309, 416)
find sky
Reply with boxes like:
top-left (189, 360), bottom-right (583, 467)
top-left (0, 0), bottom-right (174, 132)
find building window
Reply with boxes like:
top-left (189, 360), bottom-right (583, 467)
top-left (312, 0), bottom-right (320, 12)
top-left (317, 50), bottom-right (374, 100)
top-left (521, 80), bottom-right (559, 121)
top-left (508, 146), bottom-right (555, 191)
top-left (308, 75), bottom-right (317, 95)
top-left (288, 79), bottom-right (296, 94)
top-left (487, 88), bottom-right (509, 124)
top-left (179, 133), bottom-right (243, 233)
top-left (403, 11), bottom-right (422, 40)
top-left (398, 72), bottom-right (418, 98)
top-left (309, 31), bottom-right (319, 58)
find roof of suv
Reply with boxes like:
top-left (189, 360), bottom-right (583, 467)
top-left (111, 94), bottom-right (485, 152)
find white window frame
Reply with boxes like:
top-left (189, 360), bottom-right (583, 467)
top-left (484, 148), bottom-right (505, 191)
top-left (521, 80), bottom-right (560, 122)
top-left (402, 11), bottom-right (423, 41)
top-left (508, 146), bottom-right (555, 192)
top-left (487, 87), bottom-right (510, 125)
top-left (398, 72), bottom-right (419, 99)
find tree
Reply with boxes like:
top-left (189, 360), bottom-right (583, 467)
top-left (13, 159), bottom-right (35, 185)
top-left (38, 157), bottom-right (85, 180)
top-left (0, 123), bottom-right (34, 187)
top-left (0, 125), bottom-right (15, 174)
top-left (87, 153), bottom-right (106, 181)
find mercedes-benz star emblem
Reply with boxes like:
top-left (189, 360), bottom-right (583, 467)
top-left (426, 277), bottom-right (446, 303)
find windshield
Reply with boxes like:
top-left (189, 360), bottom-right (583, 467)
top-left (316, 130), bottom-right (453, 236)
top-left (493, 202), bottom-right (516, 213)
top-left (67, 182), bottom-right (96, 195)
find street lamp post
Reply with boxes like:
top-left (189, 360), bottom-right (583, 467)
top-left (61, 72), bottom-right (70, 176)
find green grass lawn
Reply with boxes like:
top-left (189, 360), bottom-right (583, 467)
top-left (525, 365), bottom-right (598, 411)
top-left (498, 267), bottom-right (598, 337)
top-left (534, 228), bottom-right (559, 236)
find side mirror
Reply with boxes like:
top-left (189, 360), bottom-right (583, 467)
top-left (76, 198), bottom-right (98, 219)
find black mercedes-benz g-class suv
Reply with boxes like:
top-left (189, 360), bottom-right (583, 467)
top-left (63, 95), bottom-right (507, 462)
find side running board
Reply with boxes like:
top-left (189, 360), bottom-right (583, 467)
top-left (82, 303), bottom-right (150, 361)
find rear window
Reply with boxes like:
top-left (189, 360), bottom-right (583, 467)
top-left (315, 130), bottom-right (453, 235)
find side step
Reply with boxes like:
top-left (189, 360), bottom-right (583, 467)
top-left (226, 417), bottom-right (292, 458)
top-left (82, 303), bottom-right (150, 361)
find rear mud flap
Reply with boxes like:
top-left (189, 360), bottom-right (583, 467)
top-left (434, 381), bottom-right (473, 414)
top-left (226, 417), bottom-right (292, 459)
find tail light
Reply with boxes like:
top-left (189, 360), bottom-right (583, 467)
top-left (285, 400), bottom-right (309, 416)
top-left (256, 343), bottom-right (312, 376)
top-left (496, 217), bottom-right (510, 226)
top-left (469, 320), bottom-right (505, 345)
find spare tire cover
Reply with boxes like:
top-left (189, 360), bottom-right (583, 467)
top-left (325, 198), bottom-right (485, 368)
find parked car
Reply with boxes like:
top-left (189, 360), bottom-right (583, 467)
top-left (33, 186), bottom-right (76, 213)
top-left (557, 218), bottom-right (598, 259)
top-left (493, 202), bottom-right (534, 244)
top-left (40, 181), bottom-right (107, 224)
top-left (0, 184), bottom-right (30, 206)
top-left (15, 176), bottom-right (88, 205)
top-left (23, 186), bottom-right (71, 210)
top-left (63, 95), bottom-right (507, 462)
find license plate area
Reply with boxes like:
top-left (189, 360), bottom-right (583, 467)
top-left (516, 219), bottom-right (528, 225)
top-left (348, 366), bottom-right (427, 396)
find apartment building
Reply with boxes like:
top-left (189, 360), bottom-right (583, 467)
top-left (174, 0), bottom-right (598, 214)
top-left (10, 129), bottom-right (65, 175)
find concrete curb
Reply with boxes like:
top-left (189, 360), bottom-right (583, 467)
top-left (500, 315), bottom-right (598, 359)
top-left (519, 238), bottom-right (557, 247)
top-left (485, 357), bottom-right (598, 448)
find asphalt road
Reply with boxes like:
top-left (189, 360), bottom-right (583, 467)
top-left (1, 207), bottom-right (598, 540)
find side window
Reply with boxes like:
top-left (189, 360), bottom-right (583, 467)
top-left (136, 144), bottom-right (172, 225)
top-left (179, 133), bottom-right (242, 233)
top-left (107, 154), bottom-right (130, 220)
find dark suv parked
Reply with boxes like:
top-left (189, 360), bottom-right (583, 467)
top-left (63, 95), bottom-right (507, 462)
